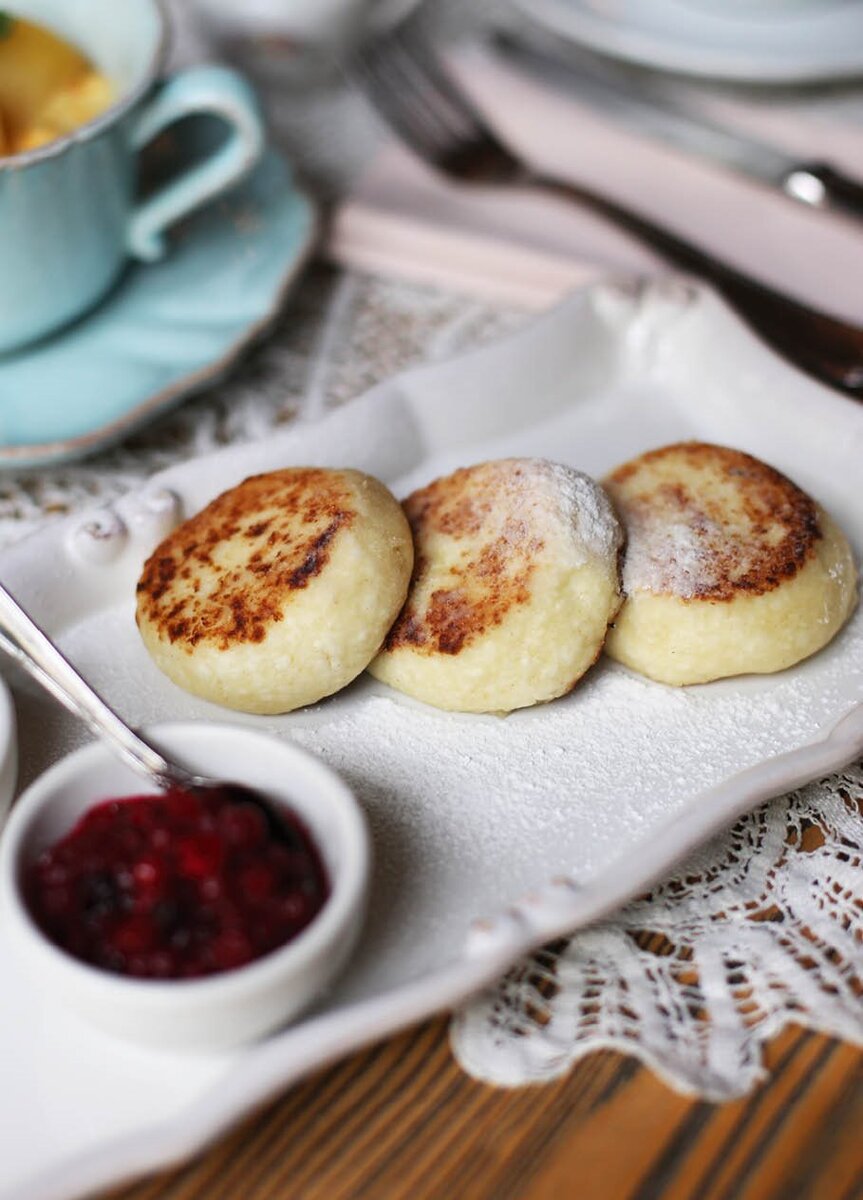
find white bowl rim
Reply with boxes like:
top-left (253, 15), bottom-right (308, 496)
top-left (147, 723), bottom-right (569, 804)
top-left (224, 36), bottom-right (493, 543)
top-left (0, 720), bottom-right (370, 1004)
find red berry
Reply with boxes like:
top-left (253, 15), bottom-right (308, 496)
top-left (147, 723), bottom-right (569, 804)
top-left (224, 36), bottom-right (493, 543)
top-left (238, 863), bottom-right (276, 902)
top-left (148, 951), bottom-right (175, 978)
top-left (132, 855), bottom-right (164, 889)
top-left (177, 833), bottom-right (224, 881)
top-left (280, 892), bottom-right (313, 925)
top-left (199, 876), bottom-right (223, 902)
top-left (38, 884), bottom-right (72, 919)
top-left (24, 788), bottom-right (329, 980)
top-left (219, 802), bottom-right (268, 849)
top-left (111, 914), bottom-right (157, 956)
top-left (212, 929), bottom-right (253, 970)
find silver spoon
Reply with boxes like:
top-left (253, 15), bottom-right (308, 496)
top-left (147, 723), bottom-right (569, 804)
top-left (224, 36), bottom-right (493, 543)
top-left (0, 580), bottom-right (216, 794)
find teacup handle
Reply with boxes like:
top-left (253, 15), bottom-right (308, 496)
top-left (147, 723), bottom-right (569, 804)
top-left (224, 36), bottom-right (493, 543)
top-left (127, 65), bottom-right (266, 263)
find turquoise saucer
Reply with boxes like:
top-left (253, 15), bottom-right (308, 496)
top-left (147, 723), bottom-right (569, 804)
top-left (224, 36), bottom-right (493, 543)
top-left (0, 143), bottom-right (316, 470)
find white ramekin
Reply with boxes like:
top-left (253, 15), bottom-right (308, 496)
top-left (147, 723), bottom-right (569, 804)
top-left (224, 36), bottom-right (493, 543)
top-left (0, 721), bottom-right (369, 1052)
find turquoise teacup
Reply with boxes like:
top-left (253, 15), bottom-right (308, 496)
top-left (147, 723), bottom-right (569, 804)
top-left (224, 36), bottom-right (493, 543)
top-left (0, 0), bottom-right (266, 354)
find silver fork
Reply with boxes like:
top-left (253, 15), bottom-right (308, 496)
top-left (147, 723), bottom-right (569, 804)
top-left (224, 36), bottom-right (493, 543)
top-left (354, 27), bottom-right (863, 399)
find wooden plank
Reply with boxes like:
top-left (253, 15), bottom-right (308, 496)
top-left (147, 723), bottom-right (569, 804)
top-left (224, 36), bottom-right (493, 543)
top-left (108, 1023), bottom-right (863, 1200)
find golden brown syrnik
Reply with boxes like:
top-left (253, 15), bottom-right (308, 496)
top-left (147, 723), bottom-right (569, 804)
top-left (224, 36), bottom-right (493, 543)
top-left (136, 468), bottom-right (413, 713)
top-left (604, 442), bottom-right (858, 685)
top-left (369, 458), bottom-right (623, 713)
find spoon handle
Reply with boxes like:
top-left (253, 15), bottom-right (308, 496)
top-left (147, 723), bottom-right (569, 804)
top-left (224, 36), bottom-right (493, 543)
top-left (0, 582), bottom-right (185, 790)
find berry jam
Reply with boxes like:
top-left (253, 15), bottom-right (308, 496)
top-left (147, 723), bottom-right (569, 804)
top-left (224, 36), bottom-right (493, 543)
top-left (25, 787), bottom-right (329, 980)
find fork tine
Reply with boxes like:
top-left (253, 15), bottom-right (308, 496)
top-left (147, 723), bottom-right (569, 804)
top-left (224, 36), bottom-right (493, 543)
top-left (354, 26), bottom-right (508, 171)
top-left (377, 31), bottom-right (482, 140)
top-left (388, 27), bottom-right (495, 141)
top-left (354, 39), bottom-right (455, 163)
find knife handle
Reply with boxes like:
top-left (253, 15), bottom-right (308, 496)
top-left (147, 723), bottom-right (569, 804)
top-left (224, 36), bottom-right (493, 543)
top-left (782, 161), bottom-right (863, 220)
top-left (534, 172), bottom-right (863, 399)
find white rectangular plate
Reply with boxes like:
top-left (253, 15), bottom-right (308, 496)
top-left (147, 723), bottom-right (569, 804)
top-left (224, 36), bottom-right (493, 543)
top-left (0, 277), bottom-right (861, 1200)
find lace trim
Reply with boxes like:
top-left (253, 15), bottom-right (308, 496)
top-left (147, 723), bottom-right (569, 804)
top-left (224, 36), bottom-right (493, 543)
top-left (451, 764), bottom-right (863, 1100)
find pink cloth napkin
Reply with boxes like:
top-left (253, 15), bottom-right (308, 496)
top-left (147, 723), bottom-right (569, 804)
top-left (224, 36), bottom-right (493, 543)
top-left (328, 44), bottom-right (863, 318)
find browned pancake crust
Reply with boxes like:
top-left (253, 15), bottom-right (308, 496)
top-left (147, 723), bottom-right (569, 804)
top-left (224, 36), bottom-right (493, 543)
top-left (136, 469), bottom-right (356, 651)
top-left (385, 463), bottom-right (544, 656)
top-left (606, 442), bottom-right (821, 601)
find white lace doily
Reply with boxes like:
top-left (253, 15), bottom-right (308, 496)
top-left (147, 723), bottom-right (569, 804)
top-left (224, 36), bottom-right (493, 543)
top-left (2, 271), bottom-right (860, 1102)
top-left (451, 763), bottom-right (863, 1101)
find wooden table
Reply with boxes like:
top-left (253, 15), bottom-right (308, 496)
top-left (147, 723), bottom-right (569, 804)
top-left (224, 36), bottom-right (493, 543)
top-left (110, 1021), bottom-right (862, 1200)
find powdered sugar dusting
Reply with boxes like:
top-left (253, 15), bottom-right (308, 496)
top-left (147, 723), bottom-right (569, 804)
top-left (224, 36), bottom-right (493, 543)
top-left (607, 444), bottom-right (833, 601)
top-left (530, 459), bottom-right (622, 566)
top-left (468, 458), bottom-right (622, 567)
top-left (621, 510), bottom-right (720, 598)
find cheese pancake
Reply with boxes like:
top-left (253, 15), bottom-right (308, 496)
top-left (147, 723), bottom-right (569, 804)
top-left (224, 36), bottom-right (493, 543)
top-left (604, 442), bottom-right (858, 685)
top-left (136, 467), bottom-right (413, 713)
top-left (368, 458), bottom-right (623, 713)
